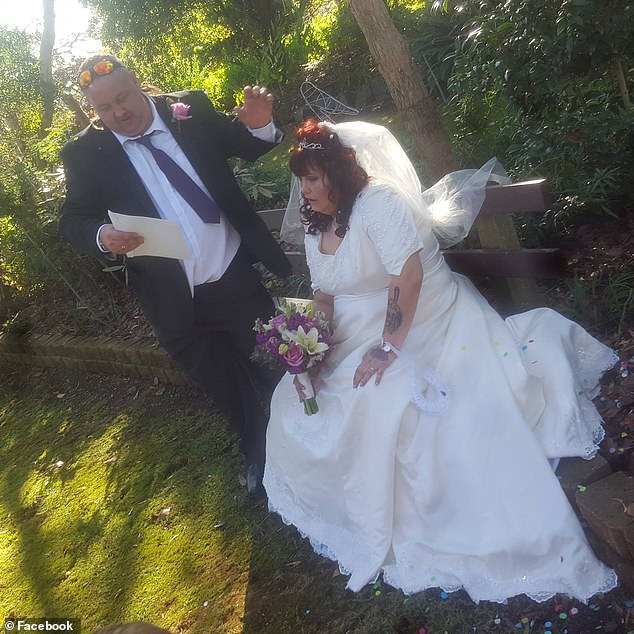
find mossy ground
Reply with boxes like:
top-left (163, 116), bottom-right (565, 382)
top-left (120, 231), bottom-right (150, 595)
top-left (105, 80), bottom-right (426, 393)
top-left (0, 365), bottom-right (630, 634)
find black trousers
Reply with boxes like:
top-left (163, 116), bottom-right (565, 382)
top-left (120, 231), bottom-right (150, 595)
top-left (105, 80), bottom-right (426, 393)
top-left (160, 249), bottom-right (282, 466)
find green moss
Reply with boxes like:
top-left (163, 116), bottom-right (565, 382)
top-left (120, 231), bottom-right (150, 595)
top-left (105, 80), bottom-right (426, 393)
top-left (0, 389), bottom-right (256, 632)
top-left (0, 374), bottom-right (626, 633)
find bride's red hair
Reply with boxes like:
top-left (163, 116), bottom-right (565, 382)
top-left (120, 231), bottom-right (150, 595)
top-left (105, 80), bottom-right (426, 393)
top-left (290, 119), bottom-right (369, 237)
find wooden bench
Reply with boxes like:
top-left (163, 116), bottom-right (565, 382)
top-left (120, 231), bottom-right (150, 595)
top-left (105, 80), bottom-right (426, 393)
top-left (258, 179), bottom-right (564, 309)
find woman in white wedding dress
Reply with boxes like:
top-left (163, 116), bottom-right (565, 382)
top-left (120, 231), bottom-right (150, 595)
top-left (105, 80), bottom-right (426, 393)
top-left (262, 119), bottom-right (618, 603)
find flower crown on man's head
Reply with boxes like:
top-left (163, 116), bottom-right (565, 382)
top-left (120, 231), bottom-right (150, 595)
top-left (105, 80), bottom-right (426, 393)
top-left (78, 56), bottom-right (124, 89)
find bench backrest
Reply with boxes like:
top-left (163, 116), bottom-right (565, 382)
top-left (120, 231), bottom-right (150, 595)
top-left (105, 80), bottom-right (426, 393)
top-left (258, 179), bottom-right (564, 281)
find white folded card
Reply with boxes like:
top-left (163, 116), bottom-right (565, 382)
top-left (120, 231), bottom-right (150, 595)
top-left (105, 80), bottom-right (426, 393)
top-left (108, 210), bottom-right (192, 259)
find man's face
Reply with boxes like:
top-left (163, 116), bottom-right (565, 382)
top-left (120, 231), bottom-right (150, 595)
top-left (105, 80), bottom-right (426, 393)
top-left (84, 69), bottom-right (153, 137)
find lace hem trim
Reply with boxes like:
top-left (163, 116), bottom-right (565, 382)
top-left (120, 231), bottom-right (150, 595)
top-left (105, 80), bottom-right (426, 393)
top-left (265, 487), bottom-right (618, 605)
top-left (540, 347), bottom-right (618, 460)
top-left (382, 567), bottom-right (618, 604)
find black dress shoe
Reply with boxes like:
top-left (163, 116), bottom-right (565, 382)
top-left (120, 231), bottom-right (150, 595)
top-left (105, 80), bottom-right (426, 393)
top-left (246, 462), bottom-right (265, 499)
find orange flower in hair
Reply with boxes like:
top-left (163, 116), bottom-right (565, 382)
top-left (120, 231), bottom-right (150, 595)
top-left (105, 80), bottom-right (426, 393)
top-left (78, 70), bottom-right (92, 89)
top-left (93, 60), bottom-right (114, 75)
top-left (78, 58), bottom-right (123, 89)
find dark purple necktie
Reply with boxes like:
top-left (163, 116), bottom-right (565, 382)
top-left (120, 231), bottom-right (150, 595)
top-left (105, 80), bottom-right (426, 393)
top-left (133, 133), bottom-right (221, 223)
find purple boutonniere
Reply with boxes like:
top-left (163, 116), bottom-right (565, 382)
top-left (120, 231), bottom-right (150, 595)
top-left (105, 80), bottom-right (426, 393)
top-left (170, 102), bottom-right (192, 121)
top-left (170, 101), bottom-right (192, 132)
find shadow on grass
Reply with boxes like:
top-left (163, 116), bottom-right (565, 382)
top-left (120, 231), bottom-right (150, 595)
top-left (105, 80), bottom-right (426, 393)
top-left (1, 365), bottom-right (629, 634)
top-left (0, 372), bottom-right (118, 617)
top-left (0, 365), bottom-right (261, 631)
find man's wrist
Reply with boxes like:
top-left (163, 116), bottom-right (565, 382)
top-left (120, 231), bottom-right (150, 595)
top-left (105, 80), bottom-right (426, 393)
top-left (248, 120), bottom-right (277, 143)
top-left (96, 224), bottom-right (110, 252)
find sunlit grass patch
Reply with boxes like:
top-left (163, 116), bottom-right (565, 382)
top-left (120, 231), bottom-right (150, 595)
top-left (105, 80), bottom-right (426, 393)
top-left (1, 373), bottom-right (627, 633)
top-left (0, 391), bottom-right (256, 633)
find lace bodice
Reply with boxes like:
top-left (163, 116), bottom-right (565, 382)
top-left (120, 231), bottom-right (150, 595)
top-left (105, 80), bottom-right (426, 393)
top-left (305, 182), bottom-right (425, 296)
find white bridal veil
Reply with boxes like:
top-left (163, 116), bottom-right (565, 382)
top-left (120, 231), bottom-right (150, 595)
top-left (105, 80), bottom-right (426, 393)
top-left (280, 120), bottom-right (508, 247)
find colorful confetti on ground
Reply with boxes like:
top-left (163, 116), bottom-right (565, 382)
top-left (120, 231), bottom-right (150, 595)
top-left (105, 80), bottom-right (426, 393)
top-left (394, 589), bottom-right (634, 634)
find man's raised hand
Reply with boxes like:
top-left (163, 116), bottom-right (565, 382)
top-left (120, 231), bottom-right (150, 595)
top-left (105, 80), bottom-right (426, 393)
top-left (233, 85), bottom-right (274, 129)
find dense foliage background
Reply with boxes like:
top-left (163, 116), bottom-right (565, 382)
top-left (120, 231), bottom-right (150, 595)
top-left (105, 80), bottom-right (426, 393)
top-left (0, 0), bottom-right (632, 337)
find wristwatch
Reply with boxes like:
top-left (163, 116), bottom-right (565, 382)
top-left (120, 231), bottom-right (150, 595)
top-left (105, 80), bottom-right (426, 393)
top-left (380, 339), bottom-right (400, 355)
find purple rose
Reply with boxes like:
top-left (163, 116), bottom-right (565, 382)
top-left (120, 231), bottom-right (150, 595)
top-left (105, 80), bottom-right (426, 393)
top-left (283, 342), bottom-right (304, 371)
top-left (170, 102), bottom-right (192, 121)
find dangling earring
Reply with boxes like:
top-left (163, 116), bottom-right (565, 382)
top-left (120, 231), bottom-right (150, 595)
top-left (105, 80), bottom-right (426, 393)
top-left (300, 196), bottom-right (313, 215)
top-left (335, 210), bottom-right (348, 237)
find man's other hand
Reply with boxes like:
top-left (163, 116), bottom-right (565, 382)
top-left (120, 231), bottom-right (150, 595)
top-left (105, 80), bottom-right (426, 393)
top-left (99, 224), bottom-right (144, 254)
top-left (233, 85), bottom-right (274, 129)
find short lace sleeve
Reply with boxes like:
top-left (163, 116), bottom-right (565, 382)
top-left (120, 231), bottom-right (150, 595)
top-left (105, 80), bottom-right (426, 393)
top-left (358, 183), bottom-right (424, 276)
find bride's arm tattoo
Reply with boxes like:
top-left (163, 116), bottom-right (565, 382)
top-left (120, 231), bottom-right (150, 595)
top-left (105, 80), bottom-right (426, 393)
top-left (384, 286), bottom-right (403, 333)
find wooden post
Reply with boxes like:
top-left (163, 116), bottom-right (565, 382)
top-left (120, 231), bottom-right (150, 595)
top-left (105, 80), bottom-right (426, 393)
top-left (475, 215), bottom-right (541, 311)
top-left (348, 0), bottom-right (537, 308)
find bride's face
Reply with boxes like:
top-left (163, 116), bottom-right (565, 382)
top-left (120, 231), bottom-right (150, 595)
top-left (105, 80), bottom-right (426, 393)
top-left (300, 168), bottom-right (338, 216)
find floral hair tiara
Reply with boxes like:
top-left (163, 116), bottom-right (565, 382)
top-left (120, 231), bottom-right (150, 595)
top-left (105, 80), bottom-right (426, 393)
top-left (298, 132), bottom-right (336, 151)
top-left (78, 58), bottom-right (124, 89)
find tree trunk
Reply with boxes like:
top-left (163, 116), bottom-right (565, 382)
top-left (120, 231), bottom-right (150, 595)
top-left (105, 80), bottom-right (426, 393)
top-left (40, 0), bottom-right (56, 134)
top-left (348, 0), bottom-right (539, 308)
top-left (348, 0), bottom-right (458, 182)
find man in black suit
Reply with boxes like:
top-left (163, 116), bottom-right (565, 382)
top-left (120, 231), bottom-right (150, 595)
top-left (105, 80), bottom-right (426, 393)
top-left (60, 54), bottom-right (291, 498)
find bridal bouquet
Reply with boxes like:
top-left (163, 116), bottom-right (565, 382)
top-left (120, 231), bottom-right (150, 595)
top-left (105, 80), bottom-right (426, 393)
top-left (252, 302), bottom-right (333, 415)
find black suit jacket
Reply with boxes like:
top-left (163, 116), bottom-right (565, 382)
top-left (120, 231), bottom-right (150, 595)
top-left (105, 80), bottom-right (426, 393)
top-left (59, 90), bottom-right (291, 342)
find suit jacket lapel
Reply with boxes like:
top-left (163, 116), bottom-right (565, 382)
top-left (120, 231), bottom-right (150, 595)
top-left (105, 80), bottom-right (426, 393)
top-left (154, 96), bottom-right (220, 197)
top-left (94, 126), bottom-right (161, 219)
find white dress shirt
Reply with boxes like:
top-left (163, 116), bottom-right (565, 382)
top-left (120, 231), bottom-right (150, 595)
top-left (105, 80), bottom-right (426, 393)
top-left (99, 97), bottom-right (277, 296)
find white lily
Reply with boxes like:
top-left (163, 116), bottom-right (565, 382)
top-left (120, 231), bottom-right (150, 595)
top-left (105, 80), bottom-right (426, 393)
top-left (285, 325), bottom-right (329, 355)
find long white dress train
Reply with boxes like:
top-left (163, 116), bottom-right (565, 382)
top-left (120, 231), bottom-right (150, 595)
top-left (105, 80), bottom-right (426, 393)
top-left (263, 181), bottom-right (618, 603)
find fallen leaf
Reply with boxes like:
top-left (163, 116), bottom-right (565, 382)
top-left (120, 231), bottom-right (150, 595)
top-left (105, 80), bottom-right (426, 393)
top-left (49, 460), bottom-right (64, 473)
top-left (154, 507), bottom-right (171, 521)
